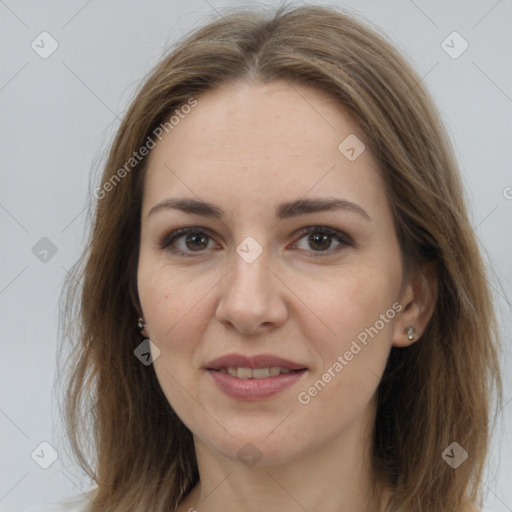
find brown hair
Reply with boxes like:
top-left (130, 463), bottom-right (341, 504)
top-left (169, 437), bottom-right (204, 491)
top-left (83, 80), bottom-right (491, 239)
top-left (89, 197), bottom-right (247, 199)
top-left (60, 4), bottom-right (503, 511)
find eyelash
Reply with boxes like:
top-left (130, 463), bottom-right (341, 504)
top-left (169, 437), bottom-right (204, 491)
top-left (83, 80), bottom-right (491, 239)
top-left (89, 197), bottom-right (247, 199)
top-left (159, 226), bottom-right (353, 258)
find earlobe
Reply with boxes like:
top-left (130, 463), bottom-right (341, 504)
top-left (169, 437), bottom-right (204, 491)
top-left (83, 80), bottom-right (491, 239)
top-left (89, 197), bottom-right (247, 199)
top-left (405, 326), bottom-right (416, 341)
top-left (137, 316), bottom-right (150, 338)
top-left (392, 262), bottom-right (438, 348)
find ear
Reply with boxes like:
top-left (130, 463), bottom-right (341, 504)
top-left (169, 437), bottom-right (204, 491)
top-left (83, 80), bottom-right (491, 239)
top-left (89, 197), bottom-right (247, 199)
top-left (392, 261), bottom-right (438, 347)
top-left (137, 314), bottom-right (150, 339)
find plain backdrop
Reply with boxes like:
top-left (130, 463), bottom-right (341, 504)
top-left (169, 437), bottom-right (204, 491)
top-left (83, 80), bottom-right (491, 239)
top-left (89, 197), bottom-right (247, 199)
top-left (1, 0), bottom-right (511, 511)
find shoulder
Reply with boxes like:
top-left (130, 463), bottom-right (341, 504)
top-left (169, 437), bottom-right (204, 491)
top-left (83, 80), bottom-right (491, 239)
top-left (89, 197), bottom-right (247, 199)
top-left (24, 487), bottom-right (97, 512)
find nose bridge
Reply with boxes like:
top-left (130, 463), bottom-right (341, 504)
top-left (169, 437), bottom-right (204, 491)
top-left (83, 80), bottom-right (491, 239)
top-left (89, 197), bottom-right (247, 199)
top-left (215, 235), bottom-right (286, 332)
top-left (227, 238), bottom-right (271, 306)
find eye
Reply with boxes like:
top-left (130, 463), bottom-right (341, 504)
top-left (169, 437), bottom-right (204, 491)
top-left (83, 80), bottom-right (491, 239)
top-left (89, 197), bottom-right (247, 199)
top-left (160, 225), bottom-right (353, 258)
top-left (160, 227), bottom-right (218, 257)
top-left (292, 226), bottom-right (353, 256)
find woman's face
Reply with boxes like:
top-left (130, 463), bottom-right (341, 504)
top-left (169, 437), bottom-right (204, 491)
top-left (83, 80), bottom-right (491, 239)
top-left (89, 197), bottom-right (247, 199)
top-left (137, 80), bottom-right (409, 465)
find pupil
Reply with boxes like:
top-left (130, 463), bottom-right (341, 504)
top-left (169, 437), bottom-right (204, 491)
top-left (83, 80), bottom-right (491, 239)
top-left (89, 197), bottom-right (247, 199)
top-left (309, 232), bottom-right (331, 251)
top-left (186, 232), bottom-right (208, 251)
top-left (182, 231), bottom-right (333, 252)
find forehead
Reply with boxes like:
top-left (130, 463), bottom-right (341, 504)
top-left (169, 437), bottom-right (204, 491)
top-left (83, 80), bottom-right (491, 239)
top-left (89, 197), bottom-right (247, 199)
top-left (142, 81), bottom-right (386, 223)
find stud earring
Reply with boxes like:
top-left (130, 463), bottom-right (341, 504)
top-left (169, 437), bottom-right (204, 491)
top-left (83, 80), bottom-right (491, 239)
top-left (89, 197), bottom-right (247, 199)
top-left (137, 317), bottom-right (145, 330)
top-left (405, 326), bottom-right (416, 341)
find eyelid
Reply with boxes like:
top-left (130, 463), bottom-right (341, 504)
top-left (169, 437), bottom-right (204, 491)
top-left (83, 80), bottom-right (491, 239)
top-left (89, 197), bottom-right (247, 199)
top-left (158, 226), bottom-right (219, 257)
top-left (159, 225), bottom-right (353, 257)
top-left (290, 226), bottom-right (353, 257)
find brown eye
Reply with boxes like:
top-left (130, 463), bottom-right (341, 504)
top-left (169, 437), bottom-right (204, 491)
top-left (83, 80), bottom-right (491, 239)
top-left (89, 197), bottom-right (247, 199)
top-left (294, 226), bottom-right (353, 255)
top-left (160, 227), bottom-right (216, 257)
top-left (308, 231), bottom-right (333, 251)
top-left (183, 232), bottom-right (209, 251)
top-left (160, 225), bottom-right (352, 258)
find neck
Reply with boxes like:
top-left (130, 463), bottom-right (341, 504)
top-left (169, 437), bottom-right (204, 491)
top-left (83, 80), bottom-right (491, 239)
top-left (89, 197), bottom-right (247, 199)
top-left (180, 403), bottom-right (393, 512)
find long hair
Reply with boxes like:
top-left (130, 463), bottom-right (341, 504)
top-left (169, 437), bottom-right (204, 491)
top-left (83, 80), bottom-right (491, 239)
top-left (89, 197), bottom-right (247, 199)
top-left (60, 4), bottom-right (503, 511)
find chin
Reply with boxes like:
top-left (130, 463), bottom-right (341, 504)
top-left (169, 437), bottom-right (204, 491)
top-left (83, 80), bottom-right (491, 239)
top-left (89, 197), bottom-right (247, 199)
top-left (193, 420), bottom-right (313, 467)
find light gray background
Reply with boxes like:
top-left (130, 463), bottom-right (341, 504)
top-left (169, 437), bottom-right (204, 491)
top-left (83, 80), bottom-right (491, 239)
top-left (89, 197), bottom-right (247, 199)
top-left (1, 0), bottom-right (511, 511)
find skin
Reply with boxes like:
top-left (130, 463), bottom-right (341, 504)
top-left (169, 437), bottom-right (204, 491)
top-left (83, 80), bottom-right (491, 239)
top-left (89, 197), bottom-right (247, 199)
top-left (137, 80), bottom-right (437, 512)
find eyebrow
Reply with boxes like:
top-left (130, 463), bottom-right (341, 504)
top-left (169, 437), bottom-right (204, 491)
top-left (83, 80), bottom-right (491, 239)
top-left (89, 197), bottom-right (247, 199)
top-left (147, 197), bottom-right (371, 221)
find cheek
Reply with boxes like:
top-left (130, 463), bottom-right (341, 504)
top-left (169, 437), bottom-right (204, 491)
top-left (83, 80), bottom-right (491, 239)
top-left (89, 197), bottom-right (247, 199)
top-left (296, 297), bottom-right (395, 432)
top-left (303, 261), bottom-right (400, 395)
top-left (305, 260), bottom-right (400, 342)
top-left (137, 257), bottom-right (214, 344)
top-left (138, 262), bottom-right (214, 414)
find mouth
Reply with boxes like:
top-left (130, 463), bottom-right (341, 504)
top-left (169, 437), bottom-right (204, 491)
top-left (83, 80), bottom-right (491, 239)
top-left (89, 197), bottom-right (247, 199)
top-left (205, 353), bottom-right (307, 372)
top-left (212, 366), bottom-right (304, 379)
top-left (205, 353), bottom-right (308, 400)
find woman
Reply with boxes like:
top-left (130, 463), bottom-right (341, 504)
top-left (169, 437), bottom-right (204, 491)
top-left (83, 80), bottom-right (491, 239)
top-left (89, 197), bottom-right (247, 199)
top-left (35, 4), bottom-right (503, 512)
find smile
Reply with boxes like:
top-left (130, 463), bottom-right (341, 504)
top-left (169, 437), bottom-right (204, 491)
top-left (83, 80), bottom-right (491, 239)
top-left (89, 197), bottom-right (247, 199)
top-left (205, 353), bottom-right (309, 400)
top-left (217, 367), bottom-right (296, 378)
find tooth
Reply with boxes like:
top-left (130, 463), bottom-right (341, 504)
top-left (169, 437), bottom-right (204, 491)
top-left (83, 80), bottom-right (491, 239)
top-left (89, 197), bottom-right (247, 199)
top-left (253, 367), bottom-right (270, 379)
top-left (269, 366), bottom-right (281, 377)
top-left (237, 367), bottom-right (253, 379)
top-left (219, 368), bottom-right (228, 374)
top-left (227, 367), bottom-right (238, 377)
top-left (280, 368), bottom-right (291, 374)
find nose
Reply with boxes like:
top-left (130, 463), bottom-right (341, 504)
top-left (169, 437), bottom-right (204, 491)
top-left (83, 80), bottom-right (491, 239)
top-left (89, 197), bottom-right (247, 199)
top-left (215, 244), bottom-right (288, 335)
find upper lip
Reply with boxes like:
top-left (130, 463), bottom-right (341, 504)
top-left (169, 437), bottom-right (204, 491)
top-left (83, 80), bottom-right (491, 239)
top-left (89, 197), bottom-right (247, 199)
top-left (205, 353), bottom-right (307, 371)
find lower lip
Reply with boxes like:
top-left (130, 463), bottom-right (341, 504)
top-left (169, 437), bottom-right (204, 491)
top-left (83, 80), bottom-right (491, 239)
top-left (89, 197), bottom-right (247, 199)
top-left (207, 369), bottom-right (307, 400)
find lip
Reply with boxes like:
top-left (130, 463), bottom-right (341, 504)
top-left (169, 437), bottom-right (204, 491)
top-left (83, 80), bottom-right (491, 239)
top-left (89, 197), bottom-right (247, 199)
top-left (207, 369), bottom-right (307, 400)
top-left (205, 353), bottom-right (307, 371)
top-left (205, 353), bottom-right (308, 401)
